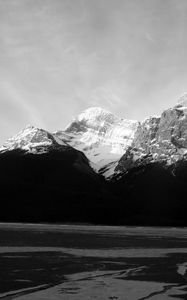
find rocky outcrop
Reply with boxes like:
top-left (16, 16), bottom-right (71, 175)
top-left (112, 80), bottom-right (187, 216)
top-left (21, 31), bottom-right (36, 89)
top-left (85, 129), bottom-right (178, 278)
top-left (132, 116), bottom-right (160, 151)
top-left (113, 99), bottom-right (187, 176)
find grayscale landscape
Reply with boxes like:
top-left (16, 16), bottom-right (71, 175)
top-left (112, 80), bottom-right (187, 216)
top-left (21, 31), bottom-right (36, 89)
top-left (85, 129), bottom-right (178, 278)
top-left (1, 224), bottom-right (187, 300)
top-left (1, 1), bottom-right (187, 299)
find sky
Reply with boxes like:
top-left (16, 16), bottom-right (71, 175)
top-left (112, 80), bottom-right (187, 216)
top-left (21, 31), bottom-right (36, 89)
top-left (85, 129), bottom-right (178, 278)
top-left (1, 0), bottom-right (187, 143)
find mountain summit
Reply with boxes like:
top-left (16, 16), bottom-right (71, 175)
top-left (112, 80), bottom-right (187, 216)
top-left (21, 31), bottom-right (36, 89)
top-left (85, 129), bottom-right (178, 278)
top-left (55, 107), bottom-right (139, 174)
top-left (66, 107), bottom-right (119, 132)
top-left (0, 125), bottom-right (68, 154)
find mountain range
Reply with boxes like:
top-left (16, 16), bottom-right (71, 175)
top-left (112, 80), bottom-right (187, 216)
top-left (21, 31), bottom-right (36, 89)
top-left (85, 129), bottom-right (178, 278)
top-left (1, 94), bottom-right (187, 225)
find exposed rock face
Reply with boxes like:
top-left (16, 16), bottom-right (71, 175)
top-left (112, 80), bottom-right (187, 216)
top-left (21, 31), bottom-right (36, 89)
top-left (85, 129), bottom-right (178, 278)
top-left (55, 107), bottom-right (139, 173)
top-left (115, 147), bottom-right (152, 175)
top-left (157, 105), bottom-right (187, 149)
top-left (114, 99), bottom-right (187, 176)
top-left (132, 116), bottom-right (160, 151)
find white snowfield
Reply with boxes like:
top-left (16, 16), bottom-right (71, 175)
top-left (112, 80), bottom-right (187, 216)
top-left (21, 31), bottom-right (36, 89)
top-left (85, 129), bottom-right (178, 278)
top-left (56, 107), bottom-right (139, 175)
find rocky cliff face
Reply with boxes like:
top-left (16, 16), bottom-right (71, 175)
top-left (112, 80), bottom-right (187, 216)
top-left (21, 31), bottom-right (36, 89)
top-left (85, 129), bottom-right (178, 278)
top-left (132, 116), bottom-right (160, 151)
top-left (114, 97), bottom-right (187, 176)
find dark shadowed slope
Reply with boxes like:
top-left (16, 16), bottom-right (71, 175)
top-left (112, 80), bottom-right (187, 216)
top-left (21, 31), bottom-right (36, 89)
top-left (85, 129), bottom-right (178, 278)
top-left (0, 148), bottom-right (120, 224)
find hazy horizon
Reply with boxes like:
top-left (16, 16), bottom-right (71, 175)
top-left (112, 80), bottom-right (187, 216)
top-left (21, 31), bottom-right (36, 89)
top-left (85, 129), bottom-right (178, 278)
top-left (1, 0), bottom-right (187, 143)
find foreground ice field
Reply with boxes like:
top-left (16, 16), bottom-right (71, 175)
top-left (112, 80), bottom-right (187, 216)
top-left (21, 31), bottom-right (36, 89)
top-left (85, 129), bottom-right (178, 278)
top-left (1, 224), bottom-right (187, 299)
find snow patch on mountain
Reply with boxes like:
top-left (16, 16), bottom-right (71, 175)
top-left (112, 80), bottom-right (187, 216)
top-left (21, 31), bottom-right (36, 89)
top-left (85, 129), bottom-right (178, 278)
top-left (55, 107), bottom-right (139, 174)
top-left (0, 125), bottom-right (68, 154)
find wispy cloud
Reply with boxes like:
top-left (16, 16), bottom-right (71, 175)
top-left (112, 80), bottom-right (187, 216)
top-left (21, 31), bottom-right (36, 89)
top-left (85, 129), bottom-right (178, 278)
top-left (0, 80), bottom-right (45, 128)
top-left (89, 83), bottom-right (127, 112)
top-left (145, 32), bottom-right (156, 43)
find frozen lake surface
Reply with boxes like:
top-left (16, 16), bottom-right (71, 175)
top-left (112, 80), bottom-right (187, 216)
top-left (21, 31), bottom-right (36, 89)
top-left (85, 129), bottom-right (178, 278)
top-left (1, 223), bottom-right (187, 299)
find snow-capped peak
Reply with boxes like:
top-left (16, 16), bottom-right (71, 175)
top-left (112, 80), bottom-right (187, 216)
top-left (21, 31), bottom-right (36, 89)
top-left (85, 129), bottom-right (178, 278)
top-left (66, 106), bottom-right (137, 132)
top-left (65, 107), bottom-right (119, 133)
top-left (77, 106), bottom-right (117, 123)
top-left (0, 125), bottom-right (67, 153)
top-left (55, 107), bottom-right (139, 174)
